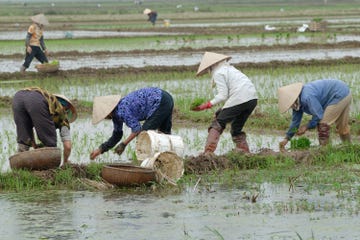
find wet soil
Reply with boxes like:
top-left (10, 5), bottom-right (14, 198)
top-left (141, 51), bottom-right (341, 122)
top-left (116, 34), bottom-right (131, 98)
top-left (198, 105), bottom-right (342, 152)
top-left (30, 148), bottom-right (312, 187)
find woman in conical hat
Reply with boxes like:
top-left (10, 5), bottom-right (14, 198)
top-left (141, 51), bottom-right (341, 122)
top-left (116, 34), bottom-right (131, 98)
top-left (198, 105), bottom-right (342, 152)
top-left (278, 79), bottom-right (352, 151)
top-left (192, 52), bottom-right (258, 154)
top-left (90, 87), bottom-right (174, 160)
top-left (12, 87), bottom-right (77, 164)
top-left (20, 13), bottom-right (50, 73)
top-left (143, 8), bottom-right (157, 26)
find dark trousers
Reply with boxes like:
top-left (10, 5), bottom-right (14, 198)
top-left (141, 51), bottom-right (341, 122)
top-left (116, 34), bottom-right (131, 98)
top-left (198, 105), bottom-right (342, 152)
top-left (12, 90), bottom-right (57, 147)
top-left (215, 99), bottom-right (257, 137)
top-left (142, 90), bottom-right (174, 134)
top-left (22, 46), bottom-right (48, 68)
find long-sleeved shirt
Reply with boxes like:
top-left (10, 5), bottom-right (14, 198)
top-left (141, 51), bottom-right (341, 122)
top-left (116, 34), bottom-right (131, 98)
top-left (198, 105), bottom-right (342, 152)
top-left (26, 23), bottom-right (46, 50)
top-left (210, 62), bottom-right (257, 109)
top-left (286, 79), bottom-right (350, 139)
top-left (100, 87), bottom-right (162, 152)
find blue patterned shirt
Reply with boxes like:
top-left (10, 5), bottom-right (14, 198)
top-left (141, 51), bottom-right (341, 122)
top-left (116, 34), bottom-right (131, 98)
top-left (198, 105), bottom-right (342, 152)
top-left (113, 87), bottom-right (162, 133)
top-left (99, 87), bottom-right (162, 153)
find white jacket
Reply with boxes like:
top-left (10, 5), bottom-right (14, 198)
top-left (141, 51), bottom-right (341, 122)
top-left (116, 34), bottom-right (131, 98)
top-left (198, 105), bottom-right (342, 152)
top-left (209, 62), bottom-right (257, 109)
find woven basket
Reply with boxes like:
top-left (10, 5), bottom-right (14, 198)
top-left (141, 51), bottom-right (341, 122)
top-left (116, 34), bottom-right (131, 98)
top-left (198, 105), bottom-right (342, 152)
top-left (35, 62), bottom-right (59, 73)
top-left (101, 164), bottom-right (156, 186)
top-left (9, 147), bottom-right (61, 171)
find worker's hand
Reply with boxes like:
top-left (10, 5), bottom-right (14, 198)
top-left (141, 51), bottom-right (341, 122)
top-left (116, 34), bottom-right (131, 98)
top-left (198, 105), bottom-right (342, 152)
top-left (192, 101), bottom-right (212, 111)
top-left (114, 142), bottom-right (127, 155)
top-left (26, 46), bottom-right (32, 54)
top-left (90, 148), bottom-right (101, 160)
top-left (279, 138), bottom-right (288, 152)
top-left (297, 125), bottom-right (308, 135)
top-left (44, 49), bottom-right (49, 57)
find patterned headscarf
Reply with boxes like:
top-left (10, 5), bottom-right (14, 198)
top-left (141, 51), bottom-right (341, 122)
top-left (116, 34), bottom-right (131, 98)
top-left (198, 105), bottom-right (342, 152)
top-left (24, 87), bottom-right (70, 129)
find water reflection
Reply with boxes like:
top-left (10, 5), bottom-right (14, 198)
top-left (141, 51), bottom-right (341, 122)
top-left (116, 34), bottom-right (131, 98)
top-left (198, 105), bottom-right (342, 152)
top-left (0, 185), bottom-right (359, 239)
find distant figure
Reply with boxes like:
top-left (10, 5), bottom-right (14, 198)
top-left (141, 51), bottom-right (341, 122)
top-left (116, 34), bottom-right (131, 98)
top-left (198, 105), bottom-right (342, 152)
top-left (20, 13), bottom-right (50, 73)
top-left (143, 8), bottom-right (157, 26)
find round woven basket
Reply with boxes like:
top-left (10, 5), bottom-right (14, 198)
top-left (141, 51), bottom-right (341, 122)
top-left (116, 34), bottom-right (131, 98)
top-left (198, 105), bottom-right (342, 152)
top-left (35, 63), bottom-right (59, 73)
top-left (9, 147), bottom-right (61, 171)
top-left (101, 164), bottom-right (156, 186)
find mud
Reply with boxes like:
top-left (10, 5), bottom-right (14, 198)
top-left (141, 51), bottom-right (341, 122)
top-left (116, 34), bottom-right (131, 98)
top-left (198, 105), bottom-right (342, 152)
top-left (184, 149), bottom-right (311, 175)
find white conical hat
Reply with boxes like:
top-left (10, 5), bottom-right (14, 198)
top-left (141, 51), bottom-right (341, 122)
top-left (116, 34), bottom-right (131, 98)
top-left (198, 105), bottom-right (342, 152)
top-left (30, 13), bottom-right (49, 26)
top-left (143, 8), bottom-right (151, 15)
top-left (53, 94), bottom-right (77, 123)
top-left (278, 82), bottom-right (303, 113)
top-left (92, 95), bottom-right (122, 125)
top-left (196, 52), bottom-right (231, 76)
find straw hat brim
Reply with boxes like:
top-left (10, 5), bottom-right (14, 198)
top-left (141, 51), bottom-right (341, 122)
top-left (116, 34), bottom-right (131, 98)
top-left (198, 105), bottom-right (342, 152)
top-left (143, 8), bottom-right (151, 15)
top-left (278, 82), bottom-right (303, 113)
top-left (92, 95), bottom-right (122, 125)
top-left (53, 94), bottom-right (77, 123)
top-left (30, 14), bottom-right (49, 26)
top-left (196, 52), bottom-right (231, 76)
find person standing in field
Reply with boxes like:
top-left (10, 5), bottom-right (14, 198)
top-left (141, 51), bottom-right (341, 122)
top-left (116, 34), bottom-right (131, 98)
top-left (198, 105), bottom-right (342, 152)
top-left (90, 87), bottom-right (174, 160)
top-left (20, 13), bottom-right (50, 73)
top-left (192, 52), bottom-right (258, 154)
top-left (12, 87), bottom-right (77, 164)
top-left (278, 79), bottom-right (352, 151)
top-left (143, 8), bottom-right (158, 26)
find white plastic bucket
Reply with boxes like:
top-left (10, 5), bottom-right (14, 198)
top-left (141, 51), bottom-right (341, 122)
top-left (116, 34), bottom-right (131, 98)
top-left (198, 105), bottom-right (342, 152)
top-left (136, 130), bottom-right (184, 161)
top-left (140, 151), bottom-right (184, 183)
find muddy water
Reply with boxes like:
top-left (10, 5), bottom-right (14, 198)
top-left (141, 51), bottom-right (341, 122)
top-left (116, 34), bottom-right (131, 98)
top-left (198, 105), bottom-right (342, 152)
top-left (0, 184), bottom-right (359, 239)
top-left (2, 47), bottom-right (360, 73)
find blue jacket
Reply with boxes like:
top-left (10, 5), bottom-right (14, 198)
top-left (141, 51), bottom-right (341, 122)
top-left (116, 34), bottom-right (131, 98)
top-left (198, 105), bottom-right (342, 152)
top-left (286, 79), bottom-right (350, 139)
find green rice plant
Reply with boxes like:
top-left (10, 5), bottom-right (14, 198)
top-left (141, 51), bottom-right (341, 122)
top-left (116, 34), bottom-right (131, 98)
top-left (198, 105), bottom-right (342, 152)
top-left (53, 166), bottom-right (74, 186)
top-left (85, 162), bottom-right (104, 181)
top-left (0, 169), bottom-right (45, 191)
top-left (290, 137), bottom-right (311, 150)
top-left (189, 97), bottom-right (207, 110)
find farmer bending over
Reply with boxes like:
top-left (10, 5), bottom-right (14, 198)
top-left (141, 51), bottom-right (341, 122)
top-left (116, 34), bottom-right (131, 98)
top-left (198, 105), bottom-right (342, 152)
top-left (90, 87), bottom-right (174, 160)
top-left (278, 79), bottom-right (352, 152)
top-left (191, 52), bottom-right (258, 154)
top-left (12, 87), bottom-right (77, 164)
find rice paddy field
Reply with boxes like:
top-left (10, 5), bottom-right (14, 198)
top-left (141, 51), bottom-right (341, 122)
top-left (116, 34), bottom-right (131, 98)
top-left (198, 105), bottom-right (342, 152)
top-left (1, 0), bottom-right (360, 239)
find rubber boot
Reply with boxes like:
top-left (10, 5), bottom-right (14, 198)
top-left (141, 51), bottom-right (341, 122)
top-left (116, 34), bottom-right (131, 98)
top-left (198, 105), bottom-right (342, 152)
top-left (340, 133), bottom-right (351, 143)
top-left (232, 132), bottom-right (250, 153)
top-left (317, 123), bottom-right (330, 146)
top-left (17, 143), bottom-right (30, 152)
top-left (204, 128), bottom-right (221, 153)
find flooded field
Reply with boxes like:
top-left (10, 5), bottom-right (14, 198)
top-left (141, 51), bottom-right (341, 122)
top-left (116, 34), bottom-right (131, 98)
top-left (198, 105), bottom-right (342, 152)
top-left (2, 47), bottom-right (360, 73)
top-left (1, 186), bottom-right (360, 240)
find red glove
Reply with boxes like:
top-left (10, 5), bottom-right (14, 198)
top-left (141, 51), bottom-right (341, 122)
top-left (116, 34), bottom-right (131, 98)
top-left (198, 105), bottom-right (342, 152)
top-left (193, 101), bottom-right (212, 111)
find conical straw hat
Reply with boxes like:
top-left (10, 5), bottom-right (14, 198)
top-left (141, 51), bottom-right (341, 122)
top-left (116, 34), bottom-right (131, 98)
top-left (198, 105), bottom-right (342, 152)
top-left (92, 95), bottom-right (122, 125)
top-left (53, 94), bottom-right (77, 123)
top-left (30, 13), bottom-right (49, 26)
top-left (196, 52), bottom-right (231, 76)
top-left (278, 82), bottom-right (303, 113)
top-left (143, 8), bottom-right (151, 15)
